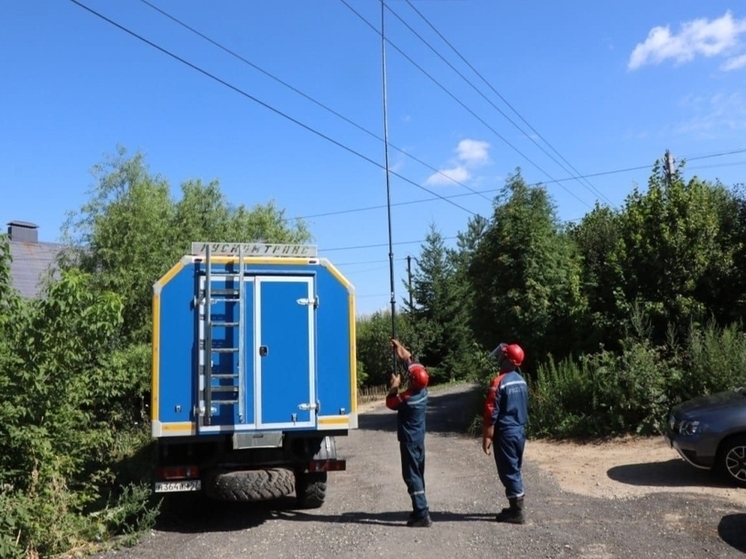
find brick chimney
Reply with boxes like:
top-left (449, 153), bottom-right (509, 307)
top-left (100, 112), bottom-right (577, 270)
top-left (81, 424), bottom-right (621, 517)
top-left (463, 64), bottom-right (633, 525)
top-left (7, 221), bottom-right (39, 243)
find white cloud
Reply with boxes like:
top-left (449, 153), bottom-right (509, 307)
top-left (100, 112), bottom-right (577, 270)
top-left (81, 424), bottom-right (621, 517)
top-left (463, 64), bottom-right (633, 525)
top-left (389, 159), bottom-right (405, 174)
top-left (456, 139), bottom-right (490, 166)
top-left (722, 53), bottom-right (746, 71)
top-left (425, 138), bottom-right (490, 186)
top-left (674, 92), bottom-right (746, 138)
top-left (628, 11), bottom-right (746, 70)
top-left (425, 166), bottom-right (471, 186)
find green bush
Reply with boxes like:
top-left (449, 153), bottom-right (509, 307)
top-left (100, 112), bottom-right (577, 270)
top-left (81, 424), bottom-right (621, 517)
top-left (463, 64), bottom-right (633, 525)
top-left (0, 489), bottom-right (31, 559)
top-left (679, 321), bottom-right (746, 400)
top-left (0, 235), bottom-right (158, 556)
top-left (526, 322), bottom-right (746, 439)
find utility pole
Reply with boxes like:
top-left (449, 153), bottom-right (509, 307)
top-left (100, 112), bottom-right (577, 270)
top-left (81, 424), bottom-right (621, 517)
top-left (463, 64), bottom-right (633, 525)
top-left (664, 149), bottom-right (675, 186)
top-left (406, 255), bottom-right (413, 309)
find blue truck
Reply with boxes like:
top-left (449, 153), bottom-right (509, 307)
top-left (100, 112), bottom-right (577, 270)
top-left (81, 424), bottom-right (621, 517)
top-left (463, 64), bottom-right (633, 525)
top-left (150, 242), bottom-right (357, 507)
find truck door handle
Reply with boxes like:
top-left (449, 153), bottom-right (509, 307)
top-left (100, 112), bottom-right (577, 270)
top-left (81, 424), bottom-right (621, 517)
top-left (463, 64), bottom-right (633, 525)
top-left (259, 345), bottom-right (268, 357)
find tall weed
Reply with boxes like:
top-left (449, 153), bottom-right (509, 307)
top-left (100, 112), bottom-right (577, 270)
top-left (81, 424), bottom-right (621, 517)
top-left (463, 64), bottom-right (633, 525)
top-left (527, 321), bottom-right (746, 439)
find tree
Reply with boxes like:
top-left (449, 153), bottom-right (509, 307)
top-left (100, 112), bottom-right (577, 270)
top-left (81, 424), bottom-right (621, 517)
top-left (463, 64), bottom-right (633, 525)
top-left (356, 310), bottom-right (417, 386)
top-left (60, 150), bottom-right (175, 343)
top-left (405, 224), bottom-right (475, 382)
top-left (452, 214), bottom-right (488, 274)
top-left (450, 214), bottom-right (488, 336)
top-left (567, 204), bottom-right (626, 352)
top-left (695, 182), bottom-right (746, 326)
top-left (61, 147), bottom-right (311, 344)
top-left (469, 170), bottom-right (587, 369)
top-left (616, 157), bottom-right (739, 342)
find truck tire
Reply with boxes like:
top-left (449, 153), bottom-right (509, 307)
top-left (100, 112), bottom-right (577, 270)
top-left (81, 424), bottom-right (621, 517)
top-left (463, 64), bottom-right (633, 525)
top-left (295, 471), bottom-right (327, 509)
top-left (205, 468), bottom-right (295, 502)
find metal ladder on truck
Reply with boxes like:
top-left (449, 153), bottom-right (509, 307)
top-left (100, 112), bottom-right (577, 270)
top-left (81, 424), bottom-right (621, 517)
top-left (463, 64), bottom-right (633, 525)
top-left (198, 245), bottom-right (247, 427)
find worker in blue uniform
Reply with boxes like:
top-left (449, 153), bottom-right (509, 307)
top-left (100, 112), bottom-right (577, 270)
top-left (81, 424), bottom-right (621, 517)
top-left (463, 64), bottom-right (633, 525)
top-left (482, 342), bottom-right (529, 524)
top-left (386, 338), bottom-right (432, 528)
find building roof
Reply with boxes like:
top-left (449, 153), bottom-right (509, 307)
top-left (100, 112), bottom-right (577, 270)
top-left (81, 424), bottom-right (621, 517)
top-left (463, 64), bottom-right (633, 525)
top-left (8, 220), bottom-right (39, 229)
top-left (8, 240), bottom-right (66, 299)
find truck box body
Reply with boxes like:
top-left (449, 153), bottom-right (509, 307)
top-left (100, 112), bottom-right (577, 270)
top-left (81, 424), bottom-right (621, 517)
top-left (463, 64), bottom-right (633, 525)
top-left (150, 242), bottom-right (357, 501)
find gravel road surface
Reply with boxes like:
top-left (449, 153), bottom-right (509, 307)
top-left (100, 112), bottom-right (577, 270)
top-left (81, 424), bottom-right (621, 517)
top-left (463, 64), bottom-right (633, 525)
top-left (97, 383), bottom-right (746, 559)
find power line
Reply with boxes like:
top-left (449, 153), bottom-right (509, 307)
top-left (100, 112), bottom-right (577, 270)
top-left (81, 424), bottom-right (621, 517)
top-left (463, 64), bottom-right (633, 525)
top-left (340, 155), bottom-right (746, 300)
top-left (68, 2), bottom-right (746, 229)
top-left (295, 162), bottom-right (645, 220)
top-left (386, 1), bottom-right (614, 206)
top-left (331, 152), bottom-right (746, 287)
top-left (323, 143), bottom-right (746, 254)
top-left (335, 258), bottom-right (393, 266)
top-left (340, 264), bottom-right (391, 274)
top-left (339, 0), bottom-right (595, 209)
top-left (296, 194), bottom-right (474, 220)
top-left (325, 214), bottom-right (585, 255)
top-left (136, 0), bottom-right (492, 203)
top-left (323, 139), bottom-right (746, 282)
top-left (294, 147), bottom-right (746, 221)
top-left (689, 160), bottom-right (746, 171)
top-left (324, 235), bottom-right (458, 252)
top-left (69, 0), bottom-right (478, 217)
top-left (403, 0), bottom-right (612, 206)
top-left (687, 148), bottom-right (746, 161)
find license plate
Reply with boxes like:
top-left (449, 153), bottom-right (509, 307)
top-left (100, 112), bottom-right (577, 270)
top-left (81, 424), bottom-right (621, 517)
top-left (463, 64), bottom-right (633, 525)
top-left (155, 480), bottom-right (202, 493)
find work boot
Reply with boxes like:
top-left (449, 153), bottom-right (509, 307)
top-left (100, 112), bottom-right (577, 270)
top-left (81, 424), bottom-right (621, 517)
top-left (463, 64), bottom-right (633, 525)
top-left (407, 514), bottom-right (433, 528)
top-left (495, 497), bottom-right (525, 524)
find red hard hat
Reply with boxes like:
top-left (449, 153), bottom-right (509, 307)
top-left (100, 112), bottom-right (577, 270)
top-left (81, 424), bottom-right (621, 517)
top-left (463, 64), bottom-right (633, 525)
top-left (490, 342), bottom-right (524, 368)
top-left (408, 364), bottom-right (429, 390)
top-left (504, 344), bottom-right (524, 366)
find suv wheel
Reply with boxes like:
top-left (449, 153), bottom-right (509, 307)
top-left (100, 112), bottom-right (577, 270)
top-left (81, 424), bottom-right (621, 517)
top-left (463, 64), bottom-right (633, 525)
top-left (717, 435), bottom-right (746, 488)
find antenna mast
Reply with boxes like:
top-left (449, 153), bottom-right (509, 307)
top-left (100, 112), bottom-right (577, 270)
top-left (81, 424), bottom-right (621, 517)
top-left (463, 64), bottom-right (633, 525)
top-left (380, 0), bottom-right (397, 370)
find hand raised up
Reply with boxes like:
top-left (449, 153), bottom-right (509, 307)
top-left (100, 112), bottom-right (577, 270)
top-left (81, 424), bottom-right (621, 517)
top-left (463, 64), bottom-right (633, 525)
top-left (390, 338), bottom-right (412, 363)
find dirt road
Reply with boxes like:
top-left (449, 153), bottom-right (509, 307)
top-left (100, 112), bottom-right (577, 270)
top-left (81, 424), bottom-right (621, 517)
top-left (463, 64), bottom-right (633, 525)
top-left (99, 383), bottom-right (746, 559)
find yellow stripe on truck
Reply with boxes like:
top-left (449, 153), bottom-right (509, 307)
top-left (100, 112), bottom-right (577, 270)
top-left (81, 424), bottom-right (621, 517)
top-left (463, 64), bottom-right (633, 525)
top-left (318, 416), bottom-right (350, 426)
top-left (151, 259), bottom-right (185, 427)
top-left (151, 293), bottom-right (160, 425)
top-left (161, 422), bottom-right (196, 435)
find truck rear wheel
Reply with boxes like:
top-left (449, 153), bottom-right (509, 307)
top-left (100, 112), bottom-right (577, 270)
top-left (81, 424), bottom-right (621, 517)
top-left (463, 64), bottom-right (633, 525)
top-left (205, 467), bottom-right (294, 502)
top-left (295, 471), bottom-right (327, 509)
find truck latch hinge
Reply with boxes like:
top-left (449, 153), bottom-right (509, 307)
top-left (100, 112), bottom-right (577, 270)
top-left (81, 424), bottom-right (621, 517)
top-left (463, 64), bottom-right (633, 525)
top-left (296, 297), bottom-right (319, 308)
top-left (298, 401), bottom-right (320, 413)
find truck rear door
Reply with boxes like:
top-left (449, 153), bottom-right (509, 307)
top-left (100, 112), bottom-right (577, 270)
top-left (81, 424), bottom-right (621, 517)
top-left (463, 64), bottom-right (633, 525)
top-left (255, 276), bottom-right (317, 429)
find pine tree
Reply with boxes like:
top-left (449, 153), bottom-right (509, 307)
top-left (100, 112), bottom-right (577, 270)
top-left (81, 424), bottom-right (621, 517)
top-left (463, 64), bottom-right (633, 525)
top-left (406, 224), bottom-right (475, 382)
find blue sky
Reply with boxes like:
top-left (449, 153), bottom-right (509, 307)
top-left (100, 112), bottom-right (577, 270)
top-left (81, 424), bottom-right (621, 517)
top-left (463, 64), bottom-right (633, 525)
top-left (2, 1), bottom-right (746, 316)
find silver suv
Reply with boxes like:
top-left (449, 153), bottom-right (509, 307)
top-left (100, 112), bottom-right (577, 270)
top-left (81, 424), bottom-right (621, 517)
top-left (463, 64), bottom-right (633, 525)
top-left (664, 387), bottom-right (746, 487)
